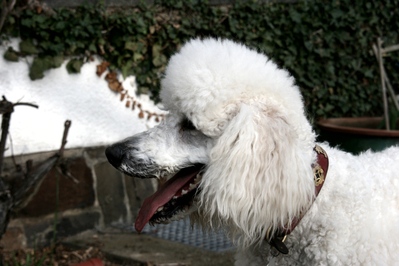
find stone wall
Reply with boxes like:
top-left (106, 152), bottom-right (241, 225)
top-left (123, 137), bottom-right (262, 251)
top-left (0, 146), bottom-right (156, 250)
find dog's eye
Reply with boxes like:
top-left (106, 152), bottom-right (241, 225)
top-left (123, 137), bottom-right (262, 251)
top-left (180, 118), bottom-right (196, 131)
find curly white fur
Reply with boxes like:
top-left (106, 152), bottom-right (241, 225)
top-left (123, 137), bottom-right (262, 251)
top-left (107, 38), bottom-right (399, 265)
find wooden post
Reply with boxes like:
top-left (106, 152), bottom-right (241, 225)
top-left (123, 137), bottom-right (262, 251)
top-left (377, 37), bottom-right (390, 130)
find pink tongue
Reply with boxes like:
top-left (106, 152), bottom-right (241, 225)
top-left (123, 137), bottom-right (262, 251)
top-left (135, 165), bottom-right (202, 233)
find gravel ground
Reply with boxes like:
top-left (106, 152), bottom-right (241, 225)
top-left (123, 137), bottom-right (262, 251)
top-left (1, 226), bottom-right (235, 266)
top-left (1, 243), bottom-right (122, 266)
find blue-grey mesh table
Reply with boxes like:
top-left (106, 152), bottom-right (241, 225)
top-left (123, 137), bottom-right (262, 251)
top-left (114, 218), bottom-right (234, 252)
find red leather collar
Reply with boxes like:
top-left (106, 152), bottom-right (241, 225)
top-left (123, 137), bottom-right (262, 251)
top-left (313, 145), bottom-right (329, 196)
top-left (268, 145), bottom-right (329, 254)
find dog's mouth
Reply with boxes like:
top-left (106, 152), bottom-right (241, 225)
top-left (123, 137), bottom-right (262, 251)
top-left (135, 164), bottom-right (205, 233)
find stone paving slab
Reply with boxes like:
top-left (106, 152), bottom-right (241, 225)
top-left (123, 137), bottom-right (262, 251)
top-left (63, 230), bottom-right (235, 266)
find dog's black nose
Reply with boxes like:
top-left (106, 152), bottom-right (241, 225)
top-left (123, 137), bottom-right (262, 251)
top-left (105, 145), bottom-right (123, 168)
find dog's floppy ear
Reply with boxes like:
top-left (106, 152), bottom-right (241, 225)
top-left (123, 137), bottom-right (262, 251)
top-left (199, 97), bottom-right (316, 246)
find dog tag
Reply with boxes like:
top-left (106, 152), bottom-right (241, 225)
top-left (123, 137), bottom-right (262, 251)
top-left (269, 236), bottom-right (289, 254)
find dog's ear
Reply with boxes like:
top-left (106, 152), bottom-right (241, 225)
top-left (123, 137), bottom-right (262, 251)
top-left (199, 98), bottom-right (316, 245)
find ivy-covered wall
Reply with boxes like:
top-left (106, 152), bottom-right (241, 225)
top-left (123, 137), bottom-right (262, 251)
top-left (2, 0), bottom-right (398, 119)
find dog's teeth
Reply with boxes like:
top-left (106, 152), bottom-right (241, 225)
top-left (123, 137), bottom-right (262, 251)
top-left (181, 189), bottom-right (188, 195)
top-left (189, 183), bottom-right (197, 190)
top-left (173, 196), bottom-right (178, 199)
top-left (157, 206), bottom-right (164, 212)
top-left (194, 175), bottom-right (202, 183)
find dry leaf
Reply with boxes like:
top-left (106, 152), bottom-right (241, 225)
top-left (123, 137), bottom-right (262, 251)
top-left (120, 92), bottom-right (126, 101)
top-left (108, 80), bottom-right (122, 92)
top-left (105, 71), bottom-right (117, 82)
top-left (96, 61), bottom-right (110, 76)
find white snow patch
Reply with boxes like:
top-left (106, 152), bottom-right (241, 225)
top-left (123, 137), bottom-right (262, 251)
top-left (0, 39), bottom-right (164, 156)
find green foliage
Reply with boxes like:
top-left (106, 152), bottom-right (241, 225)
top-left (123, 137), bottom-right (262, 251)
top-left (66, 58), bottom-right (84, 74)
top-left (19, 39), bottom-right (38, 55)
top-left (10, 251), bottom-right (46, 266)
top-left (1, 0), bottom-right (398, 119)
top-left (4, 47), bottom-right (19, 61)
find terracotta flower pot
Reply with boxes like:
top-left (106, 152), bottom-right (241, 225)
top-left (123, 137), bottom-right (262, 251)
top-left (71, 258), bottom-right (104, 266)
top-left (317, 117), bottom-right (399, 154)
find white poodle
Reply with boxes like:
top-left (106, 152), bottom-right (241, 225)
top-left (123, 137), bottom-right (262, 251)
top-left (106, 38), bottom-right (399, 265)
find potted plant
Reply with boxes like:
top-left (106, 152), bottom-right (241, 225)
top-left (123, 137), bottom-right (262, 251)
top-left (317, 38), bottom-right (399, 154)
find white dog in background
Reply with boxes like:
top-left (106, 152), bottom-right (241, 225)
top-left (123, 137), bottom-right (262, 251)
top-left (106, 38), bottom-right (399, 265)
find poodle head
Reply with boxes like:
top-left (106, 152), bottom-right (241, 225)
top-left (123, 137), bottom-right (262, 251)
top-left (106, 38), bottom-right (317, 246)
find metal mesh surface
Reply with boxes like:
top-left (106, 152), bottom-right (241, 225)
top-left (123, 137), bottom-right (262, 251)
top-left (117, 219), bottom-right (234, 252)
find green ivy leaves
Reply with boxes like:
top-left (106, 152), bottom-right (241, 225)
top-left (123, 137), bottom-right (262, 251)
top-left (1, 0), bottom-right (398, 119)
top-left (66, 58), bottom-right (84, 74)
top-left (19, 39), bottom-right (38, 55)
top-left (3, 47), bottom-right (19, 62)
top-left (29, 56), bottom-right (64, 80)
top-left (152, 44), bottom-right (167, 68)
